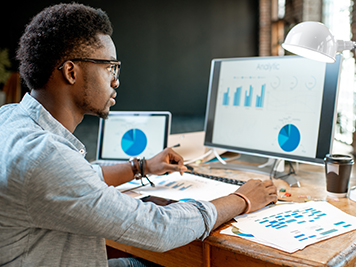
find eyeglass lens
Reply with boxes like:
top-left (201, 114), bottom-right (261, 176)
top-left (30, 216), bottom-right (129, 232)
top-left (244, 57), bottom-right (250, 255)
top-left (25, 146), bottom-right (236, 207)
top-left (111, 64), bottom-right (120, 80)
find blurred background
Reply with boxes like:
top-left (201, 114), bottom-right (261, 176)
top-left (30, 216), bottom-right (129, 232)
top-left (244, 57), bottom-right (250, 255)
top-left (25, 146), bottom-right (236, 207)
top-left (1, 0), bottom-right (355, 161)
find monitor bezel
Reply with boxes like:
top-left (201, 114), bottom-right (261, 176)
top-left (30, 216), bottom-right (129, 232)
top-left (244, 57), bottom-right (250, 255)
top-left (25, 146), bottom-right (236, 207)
top-left (204, 55), bottom-right (342, 165)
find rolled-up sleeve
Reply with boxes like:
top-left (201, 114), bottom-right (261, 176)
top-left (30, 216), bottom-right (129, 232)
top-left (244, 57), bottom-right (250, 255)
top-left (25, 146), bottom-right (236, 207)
top-left (190, 201), bottom-right (217, 240)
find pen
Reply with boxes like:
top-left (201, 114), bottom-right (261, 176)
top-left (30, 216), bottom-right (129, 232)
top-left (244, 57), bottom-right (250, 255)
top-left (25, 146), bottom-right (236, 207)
top-left (121, 183), bottom-right (149, 193)
top-left (170, 143), bottom-right (180, 148)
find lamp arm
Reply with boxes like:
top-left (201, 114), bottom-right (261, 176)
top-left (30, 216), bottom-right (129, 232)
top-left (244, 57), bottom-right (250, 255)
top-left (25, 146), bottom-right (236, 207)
top-left (336, 40), bottom-right (356, 52)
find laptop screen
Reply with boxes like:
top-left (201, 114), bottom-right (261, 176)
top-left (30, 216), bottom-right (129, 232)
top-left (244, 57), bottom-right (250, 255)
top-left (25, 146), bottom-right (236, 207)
top-left (96, 111), bottom-right (171, 162)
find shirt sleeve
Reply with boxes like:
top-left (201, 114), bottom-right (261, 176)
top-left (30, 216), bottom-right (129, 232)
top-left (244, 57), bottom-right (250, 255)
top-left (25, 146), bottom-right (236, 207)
top-left (90, 164), bottom-right (104, 182)
top-left (25, 136), bottom-right (217, 252)
top-left (190, 201), bottom-right (216, 240)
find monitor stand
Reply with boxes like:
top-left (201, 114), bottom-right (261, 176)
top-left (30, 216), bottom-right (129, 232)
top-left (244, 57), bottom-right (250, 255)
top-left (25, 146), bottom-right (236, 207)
top-left (208, 157), bottom-right (300, 187)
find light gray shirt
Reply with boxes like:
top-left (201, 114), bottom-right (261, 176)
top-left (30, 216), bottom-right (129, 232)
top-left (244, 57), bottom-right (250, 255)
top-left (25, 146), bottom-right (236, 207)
top-left (0, 93), bottom-right (217, 267)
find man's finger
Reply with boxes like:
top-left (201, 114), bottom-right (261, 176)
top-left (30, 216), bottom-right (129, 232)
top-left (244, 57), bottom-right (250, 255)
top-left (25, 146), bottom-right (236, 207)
top-left (165, 164), bottom-right (187, 175)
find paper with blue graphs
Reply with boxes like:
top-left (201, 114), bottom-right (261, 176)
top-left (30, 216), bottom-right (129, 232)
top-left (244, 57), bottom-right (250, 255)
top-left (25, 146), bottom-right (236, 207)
top-left (116, 172), bottom-right (240, 201)
top-left (221, 201), bottom-right (356, 253)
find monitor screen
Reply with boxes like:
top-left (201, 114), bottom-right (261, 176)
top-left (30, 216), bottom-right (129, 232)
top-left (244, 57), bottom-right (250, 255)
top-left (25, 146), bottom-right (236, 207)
top-left (204, 55), bottom-right (342, 165)
top-left (97, 111), bottom-right (171, 161)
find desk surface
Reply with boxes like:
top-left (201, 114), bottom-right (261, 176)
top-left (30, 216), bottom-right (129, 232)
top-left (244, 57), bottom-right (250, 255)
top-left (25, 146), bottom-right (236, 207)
top-left (106, 159), bottom-right (356, 267)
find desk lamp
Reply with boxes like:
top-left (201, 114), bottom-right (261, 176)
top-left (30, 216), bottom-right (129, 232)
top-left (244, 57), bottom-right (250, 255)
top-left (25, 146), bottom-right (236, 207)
top-left (281, 21), bottom-right (355, 62)
top-left (282, 21), bottom-right (356, 200)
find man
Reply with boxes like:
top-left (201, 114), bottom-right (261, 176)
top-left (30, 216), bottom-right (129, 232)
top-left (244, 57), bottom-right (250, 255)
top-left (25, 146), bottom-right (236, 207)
top-left (0, 3), bottom-right (277, 267)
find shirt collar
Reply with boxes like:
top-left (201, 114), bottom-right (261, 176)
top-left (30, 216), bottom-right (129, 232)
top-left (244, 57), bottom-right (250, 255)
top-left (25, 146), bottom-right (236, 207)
top-left (19, 93), bottom-right (86, 155)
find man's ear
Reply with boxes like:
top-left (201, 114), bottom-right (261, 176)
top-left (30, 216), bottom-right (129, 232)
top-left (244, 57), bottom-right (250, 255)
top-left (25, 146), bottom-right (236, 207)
top-left (61, 61), bottom-right (77, 85)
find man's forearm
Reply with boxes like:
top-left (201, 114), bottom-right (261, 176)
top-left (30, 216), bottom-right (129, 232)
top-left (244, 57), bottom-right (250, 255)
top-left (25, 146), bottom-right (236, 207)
top-left (210, 194), bottom-right (247, 230)
top-left (101, 162), bottom-right (134, 186)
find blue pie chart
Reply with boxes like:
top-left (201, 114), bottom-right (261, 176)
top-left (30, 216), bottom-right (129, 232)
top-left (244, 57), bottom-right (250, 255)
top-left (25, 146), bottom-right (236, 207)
top-left (278, 124), bottom-right (300, 152)
top-left (121, 128), bottom-right (147, 156)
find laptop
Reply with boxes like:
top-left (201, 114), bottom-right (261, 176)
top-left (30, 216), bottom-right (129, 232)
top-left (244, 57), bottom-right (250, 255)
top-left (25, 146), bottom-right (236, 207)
top-left (92, 111), bottom-right (171, 166)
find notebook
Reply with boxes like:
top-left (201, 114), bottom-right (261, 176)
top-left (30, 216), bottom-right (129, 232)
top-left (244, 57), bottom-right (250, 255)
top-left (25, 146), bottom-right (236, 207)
top-left (92, 111), bottom-right (171, 166)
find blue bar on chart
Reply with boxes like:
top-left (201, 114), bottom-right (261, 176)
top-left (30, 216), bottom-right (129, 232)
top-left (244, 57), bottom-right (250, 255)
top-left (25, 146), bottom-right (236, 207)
top-left (233, 87), bottom-right (241, 106)
top-left (255, 84), bottom-right (266, 108)
top-left (244, 85), bottom-right (253, 107)
top-left (223, 88), bottom-right (230, 106)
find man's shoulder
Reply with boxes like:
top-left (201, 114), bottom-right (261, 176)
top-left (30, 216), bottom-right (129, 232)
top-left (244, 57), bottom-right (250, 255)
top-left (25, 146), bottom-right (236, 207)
top-left (1, 113), bottom-right (76, 172)
top-left (0, 102), bottom-right (20, 123)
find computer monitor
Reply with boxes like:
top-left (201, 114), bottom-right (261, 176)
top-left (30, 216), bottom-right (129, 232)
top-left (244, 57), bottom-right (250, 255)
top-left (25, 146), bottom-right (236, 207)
top-left (204, 55), bottom-right (342, 168)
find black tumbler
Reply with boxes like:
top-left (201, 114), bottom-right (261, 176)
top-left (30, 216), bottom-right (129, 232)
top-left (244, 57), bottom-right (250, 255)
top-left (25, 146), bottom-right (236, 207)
top-left (324, 154), bottom-right (354, 197)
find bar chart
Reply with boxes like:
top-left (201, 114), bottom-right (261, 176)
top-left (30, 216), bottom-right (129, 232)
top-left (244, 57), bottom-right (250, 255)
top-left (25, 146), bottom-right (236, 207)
top-left (223, 88), bottom-right (230, 106)
top-left (233, 87), bottom-right (241, 106)
top-left (244, 86), bottom-right (253, 107)
top-left (255, 84), bottom-right (266, 108)
top-left (221, 84), bottom-right (266, 108)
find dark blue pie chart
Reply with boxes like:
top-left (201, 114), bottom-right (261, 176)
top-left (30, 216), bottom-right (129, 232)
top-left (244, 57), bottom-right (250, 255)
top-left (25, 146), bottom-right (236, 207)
top-left (278, 124), bottom-right (300, 152)
top-left (121, 128), bottom-right (147, 156)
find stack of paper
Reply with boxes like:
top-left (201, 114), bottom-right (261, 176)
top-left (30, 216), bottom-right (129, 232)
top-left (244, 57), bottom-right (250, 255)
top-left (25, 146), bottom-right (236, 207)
top-left (116, 172), bottom-right (240, 201)
top-left (221, 201), bottom-right (356, 253)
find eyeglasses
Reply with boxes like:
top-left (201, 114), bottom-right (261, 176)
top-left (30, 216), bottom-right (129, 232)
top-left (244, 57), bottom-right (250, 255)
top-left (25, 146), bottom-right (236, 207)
top-left (57, 58), bottom-right (121, 80)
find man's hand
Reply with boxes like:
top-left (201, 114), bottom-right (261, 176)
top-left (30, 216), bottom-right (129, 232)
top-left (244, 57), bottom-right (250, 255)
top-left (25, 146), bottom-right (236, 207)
top-left (211, 179), bottom-right (277, 229)
top-left (235, 179), bottom-right (277, 213)
top-left (145, 148), bottom-right (187, 175)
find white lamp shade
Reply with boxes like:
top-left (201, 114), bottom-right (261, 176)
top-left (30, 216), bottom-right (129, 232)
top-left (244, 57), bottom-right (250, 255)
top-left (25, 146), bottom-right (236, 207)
top-left (282, 21), bottom-right (337, 63)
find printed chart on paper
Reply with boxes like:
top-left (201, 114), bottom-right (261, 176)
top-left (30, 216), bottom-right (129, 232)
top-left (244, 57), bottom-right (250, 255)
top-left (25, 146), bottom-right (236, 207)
top-left (222, 201), bottom-right (356, 253)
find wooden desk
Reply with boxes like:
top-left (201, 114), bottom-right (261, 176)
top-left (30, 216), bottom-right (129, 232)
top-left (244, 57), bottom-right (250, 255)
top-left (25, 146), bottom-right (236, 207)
top-left (106, 161), bottom-right (356, 267)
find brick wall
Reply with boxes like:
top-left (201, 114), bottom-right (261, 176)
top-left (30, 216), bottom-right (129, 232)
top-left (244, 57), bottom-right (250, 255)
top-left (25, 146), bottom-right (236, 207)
top-left (260, 0), bottom-right (304, 56)
top-left (259, 0), bottom-right (272, 56)
top-left (352, 1), bottom-right (356, 41)
top-left (284, 0), bottom-right (303, 31)
top-left (303, 0), bottom-right (322, 21)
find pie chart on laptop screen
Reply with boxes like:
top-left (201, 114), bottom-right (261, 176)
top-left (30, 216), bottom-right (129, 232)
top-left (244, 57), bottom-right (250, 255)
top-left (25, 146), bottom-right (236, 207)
top-left (121, 128), bottom-right (147, 156)
top-left (278, 124), bottom-right (300, 152)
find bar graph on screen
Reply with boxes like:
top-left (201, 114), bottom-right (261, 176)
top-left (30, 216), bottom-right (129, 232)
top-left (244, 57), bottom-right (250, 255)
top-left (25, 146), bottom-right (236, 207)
top-left (223, 88), bottom-right (230, 106)
top-left (255, 84), bottom-right (266, 108)
top-left (219, 82), bottom-right (266, 109)
top-left (244, 85), bottom-right (253, 107)
top-left (233, 87), bottom-right (241, 106)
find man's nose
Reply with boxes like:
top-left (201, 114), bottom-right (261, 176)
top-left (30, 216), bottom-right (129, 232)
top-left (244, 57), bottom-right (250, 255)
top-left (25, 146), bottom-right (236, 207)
top-left (112, 78), bottom-right (120, 89)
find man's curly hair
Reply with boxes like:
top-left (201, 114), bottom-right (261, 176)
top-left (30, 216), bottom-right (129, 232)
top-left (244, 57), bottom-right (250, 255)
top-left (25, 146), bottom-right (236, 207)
top-left (16, 3), bottom-right (113, 90)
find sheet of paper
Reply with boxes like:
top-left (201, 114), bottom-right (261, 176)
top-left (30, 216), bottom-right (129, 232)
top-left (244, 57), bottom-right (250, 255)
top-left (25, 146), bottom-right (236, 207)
top-left (116, 172), bottom-right (240, 201)
top-left (220, 226), bottom-right (287, 251)
top-left (227, 201), bottom-right (356, 253)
